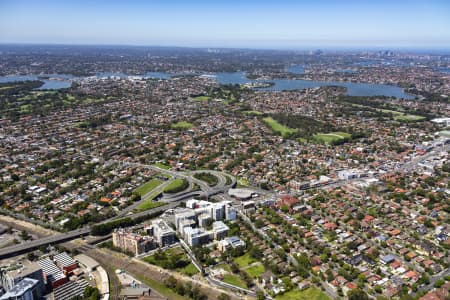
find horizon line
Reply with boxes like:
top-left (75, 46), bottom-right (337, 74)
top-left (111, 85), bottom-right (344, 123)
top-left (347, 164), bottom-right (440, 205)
top-left (1, 42), bottom-right (450, 53)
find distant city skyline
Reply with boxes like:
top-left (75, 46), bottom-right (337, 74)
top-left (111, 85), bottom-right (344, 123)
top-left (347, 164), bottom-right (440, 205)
top-left (0, 0), bottom-right (449, 50)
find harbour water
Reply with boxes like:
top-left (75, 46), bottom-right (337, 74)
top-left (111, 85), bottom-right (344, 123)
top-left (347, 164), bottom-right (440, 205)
top-left (0, 71), bottom-right (415, 99)
top-left (214, 72), bottom-right (415, 99)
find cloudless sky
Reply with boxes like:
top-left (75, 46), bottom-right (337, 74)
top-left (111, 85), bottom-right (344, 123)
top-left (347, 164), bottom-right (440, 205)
top-left (0, 0), bottom-right (449, 49)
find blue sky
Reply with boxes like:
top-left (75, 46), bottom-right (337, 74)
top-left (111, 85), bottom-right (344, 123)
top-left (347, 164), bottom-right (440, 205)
top-left (0, 0), bottom-right (449, 49)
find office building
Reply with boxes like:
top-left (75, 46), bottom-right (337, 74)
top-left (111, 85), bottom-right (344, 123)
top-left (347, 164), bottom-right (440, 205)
top-left (212, 221), bottom-right (229, 240)
top-left (183, 227), bottom-right (211, 247)
top-left (0, 278), bottom-right (40, 300)
top-left (152, 219), bottom-right (176, 247)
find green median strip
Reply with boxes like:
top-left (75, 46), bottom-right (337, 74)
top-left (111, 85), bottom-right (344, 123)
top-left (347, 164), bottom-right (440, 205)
top-left (134, 179), bottom-right (163, 196)
top-left (136, 200), bottom-right (164, 211)
top-left (163, 179), bottom-right (189, 194)
top-left (154, 162), bottom-right (171, 170)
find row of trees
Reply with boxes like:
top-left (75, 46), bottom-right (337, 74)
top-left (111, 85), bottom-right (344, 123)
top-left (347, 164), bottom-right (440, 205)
top-left (337, 95), bottom-right (434, 120)
top-left (270, 112), bottom-right (338, 137)
top-left (69, 286), bottom-right (100, 300)
top-left (164, 275), bottom-right (208, 300)
top-left (91, 210), bottom-right (163, 235)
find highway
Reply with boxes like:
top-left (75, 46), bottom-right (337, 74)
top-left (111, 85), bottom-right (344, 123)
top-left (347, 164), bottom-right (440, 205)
top-left (0, 201), bottom-right (180, 259)
top-left (0, 228), bottom-right (90, 259)
top-left (0, 164), bottom-right (235, 260)
top-left (114, 178), bottom-right (174, 218)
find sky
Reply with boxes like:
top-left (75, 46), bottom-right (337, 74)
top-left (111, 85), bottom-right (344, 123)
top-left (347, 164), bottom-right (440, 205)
top-left (0, 0), bottom-right (449, 50)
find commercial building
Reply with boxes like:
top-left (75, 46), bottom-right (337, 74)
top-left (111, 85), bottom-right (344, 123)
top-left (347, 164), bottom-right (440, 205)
top-left (186, 199), bottom-right (210, 209)
top-left (37, 259), bottom-right (67, 289)
top-left (241, 201), bottom-right (256, 214)
top-left (198, 213), bottom-right (212, 228)
top-left (218, 236), bottom-right (246, 252)
top-left (74, 254), bottom-right (99, 272)
top-left (211, 204), bottom-right (225, 221)
top-left (1, 261), bottom-right (45, 296)
top-left (151, 219), bottom-right (176, 247)
top-left (54, 252), bottom-right (78, 275)
top-left (225, 206), bottom-right (237, 221)
top-left (0, 278), bottom-right (40, 300)
top-left (174, 210), bottom-right (197, 230)
top-left (431, 117), bottom-right (450, 126)
top-left (338, 169), bottom-right (360, 180)
top-left (212, 221), bottom-right (229, 240)
top-left (227, 188), bottom-right (256, 200)
top-left (112, 229), bottom-right (156, 256)
top-left (183, 227), bottom-right (211, 247)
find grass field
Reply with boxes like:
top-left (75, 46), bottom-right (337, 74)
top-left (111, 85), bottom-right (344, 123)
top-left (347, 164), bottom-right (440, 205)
top-left (134, 179), bottom-right (163, 196)
top-left (163, 179), bottom-right (189, 194)
top-left (143, 247), bottom-right (187, 267)
top-left (352, 104), bottom-right (425, 122)
top-left (262, 117), bottom-right (297, 137)
top-left (393, 114), bottom-right (426, 121)
top-left (171, 121), bottom-right (194, 130)
top-left (180, 263), bottom-right (199, 276)
top-left (377, 108), bottom-right (425, 121)
top-left (136, 200), bottom-right (164, 211)
top-left (193, 95), bottom-right (210, 101)
top-left (154, 162), bottom-right (171, 170)
top-left (222, 274), bottom-right (248, 289)
top-left (234, 253), bottom-right (257, 268)
top-left (19, 104), bottom-right (32, 113)
top-left (275, 287), bottom-right (330, 300)
top-left (243, 263), bottom-right (265, 278)
top-left (313, 132), bottom-right (352, 144)
top-left (237, 178), bottom-right (250, 187)
top-left (225, 175), bottom-right (233, 185)
top-left (134, 274), bottom-right (189, 300)
top-left (143, 248), bottom-right (198, 276)
top-left (193, 172), bottom-right (218, 186)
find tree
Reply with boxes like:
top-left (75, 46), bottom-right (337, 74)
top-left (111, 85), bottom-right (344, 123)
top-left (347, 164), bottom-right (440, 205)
top-left (164, 275), bottom-right (177, 289)
top-left (175, 281), bottom-right (185, 295)
top-left (348, 289), bottom-right (369, 300)
top-left (256, 290), bottom-right (265, 300)
top-left (434, 279), bottom-right (445, 288)
top-left (419, 274), bottom-right (430, 285)
top-left (218, 293), bottom-right (231, 300)
top-left (27, 253), bottom-right (37, 261)
top-left (374, 285), bottom-right (383, 293)
top-left (19, 230), bottom-right (31, 241)
top-left (83, 286), bottom-right (100, 300)
top-left (249, 246), bottom-right (263, 259)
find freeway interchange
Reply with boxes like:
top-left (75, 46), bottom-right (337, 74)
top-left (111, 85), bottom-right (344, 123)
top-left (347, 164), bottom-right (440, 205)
top-left (0, 166), bottom-right (236, 260)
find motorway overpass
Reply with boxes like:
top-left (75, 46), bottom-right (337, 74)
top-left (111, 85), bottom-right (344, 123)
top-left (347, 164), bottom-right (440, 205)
top-left (0, 164), bottom-right (236, 260)
top-left (0, 228), bottom-right (91, 259)
top-left (0, 201), bottom-right (180, 260)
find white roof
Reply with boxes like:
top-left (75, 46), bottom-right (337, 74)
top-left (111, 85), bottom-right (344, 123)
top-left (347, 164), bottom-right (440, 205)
top-left (228, 188), bottom-right (255, 199)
